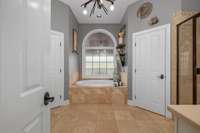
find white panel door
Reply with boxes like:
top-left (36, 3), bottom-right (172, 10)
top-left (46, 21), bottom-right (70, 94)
top-left (134, 27), bottom-right (166, 115)
top-left (48, 31), bottom-right (64, 108)
top-left (0, 0), bottom-right (51, 133)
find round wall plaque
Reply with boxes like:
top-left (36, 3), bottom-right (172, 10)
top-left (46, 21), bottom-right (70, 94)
top-left (137, 2), bottom-right (153, 19)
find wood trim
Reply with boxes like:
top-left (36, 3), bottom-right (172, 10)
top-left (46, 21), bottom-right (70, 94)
top-left (176, 25), bottom-right (180, 104)
top-left (176, 12), bottom-right (200, 105)
top-left (171, 11), bottom-right (197, 105)
top-left (177, 12), bottom-right (200, 26)
top-left (193, 18), bottom-right (197, 104)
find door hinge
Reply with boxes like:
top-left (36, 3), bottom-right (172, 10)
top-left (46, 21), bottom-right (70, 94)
top-left (60, 95), bottom-right (62, 99)
top-left (135, 69), bottom-right (136, 73)
top-left (60, 42), bottom-right (62, 47)
top-left (135, 43), bottom-right (136, 47)
top-left (135, 95), bottom-right (137, 99)
top-left (60, 68), bottom-right (62, 73)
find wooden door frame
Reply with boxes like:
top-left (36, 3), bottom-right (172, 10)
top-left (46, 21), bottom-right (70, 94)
top-left (176, 12), bottom-right (200, 105)
top-left (132, 24), bottom-right (171, 118)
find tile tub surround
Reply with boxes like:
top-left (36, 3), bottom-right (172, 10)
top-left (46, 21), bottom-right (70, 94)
top-left (69, 86), bottom-right (128, 104)
top-left (51, 104), bottom-right (174, 133)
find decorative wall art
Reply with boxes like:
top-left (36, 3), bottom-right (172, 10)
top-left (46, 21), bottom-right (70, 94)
top-left (72, 29), bottom-right (79, 54)
top-left (148, 16), bottom-right (159, 26)
top-left (137, 2), bottom-right (153, 19)
top-left (116, 25), bottom-right (127, 67)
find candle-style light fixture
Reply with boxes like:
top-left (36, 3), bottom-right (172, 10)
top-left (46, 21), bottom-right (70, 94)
top-left (81, 0), bottom-right (115, 16)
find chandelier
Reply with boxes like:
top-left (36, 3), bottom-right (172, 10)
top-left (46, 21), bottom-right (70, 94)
top-left (81, 0), bottom-right (115, 16)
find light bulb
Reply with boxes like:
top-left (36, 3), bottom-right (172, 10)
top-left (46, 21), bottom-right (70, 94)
top-left (110, 4), bottom-right (114, 11)
top-left (97, 14), bottom-right (102, 18)
top-left (83, 9), bottom-right (88, 15)
top-left (29, 1), bottom-right (39, 9)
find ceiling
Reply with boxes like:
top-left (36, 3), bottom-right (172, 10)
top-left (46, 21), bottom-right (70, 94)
top-left (59, 0), bottom-right (139, 24)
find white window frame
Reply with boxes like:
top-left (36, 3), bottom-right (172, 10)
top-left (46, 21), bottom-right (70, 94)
top-left (82, 29), bottom-right (117, 79)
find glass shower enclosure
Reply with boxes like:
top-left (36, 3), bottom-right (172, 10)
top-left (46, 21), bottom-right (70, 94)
top-left (177, 13), bottom-right (200, 104)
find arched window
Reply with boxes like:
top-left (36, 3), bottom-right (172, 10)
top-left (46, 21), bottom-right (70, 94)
top-left (82, 29), bottom-right (116, 79)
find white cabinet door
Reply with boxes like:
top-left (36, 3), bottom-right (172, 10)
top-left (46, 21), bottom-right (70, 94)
top-left (134, 26), bottom-right (167, 115)
top-left (48, 31), bottom-right (64, 108)
top-left (0, 0), bottom-right (51, 133)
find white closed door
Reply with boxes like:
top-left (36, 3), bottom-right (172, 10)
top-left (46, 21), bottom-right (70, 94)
top-left (134, 27), bottom-right (166, 115)
top-left (48, 31), bottom-right (64, 108)
top-left (0, 0), bottom-right (51, 133)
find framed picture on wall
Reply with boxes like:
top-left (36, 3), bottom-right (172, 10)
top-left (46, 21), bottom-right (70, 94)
top-left (72, 29), bottom-right (79, 54)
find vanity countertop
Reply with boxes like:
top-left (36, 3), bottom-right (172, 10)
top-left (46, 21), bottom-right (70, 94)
top-left (168, 105), bottom-right (200, 128)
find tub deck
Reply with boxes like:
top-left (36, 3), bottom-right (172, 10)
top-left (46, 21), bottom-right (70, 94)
top-left (69, 86), bottom-right (128, 104)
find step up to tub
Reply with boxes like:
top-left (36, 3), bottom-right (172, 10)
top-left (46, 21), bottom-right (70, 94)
top-left (69, 86), bottom-right (128, 104)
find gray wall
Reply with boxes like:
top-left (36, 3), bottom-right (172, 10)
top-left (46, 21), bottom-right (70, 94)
top-left (68, 3), bottom-right (79, 94)
top-left (78, 24), bottom-right (121, 77)
top-left (181, 0), bottom-right (200, 11)
top-left (121, 0), bottom-right (182, 100)
top-left (51, 0), bottom-right (79, 100)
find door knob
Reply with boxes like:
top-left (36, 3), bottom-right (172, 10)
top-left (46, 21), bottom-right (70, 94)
top-left (159, 74), bottom-right (165, 80)
top-left (44, 92), bottom-right (54, 106)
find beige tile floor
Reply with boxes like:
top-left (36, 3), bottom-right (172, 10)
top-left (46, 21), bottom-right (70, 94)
top-left (51, 104), bottom-right (174, 133)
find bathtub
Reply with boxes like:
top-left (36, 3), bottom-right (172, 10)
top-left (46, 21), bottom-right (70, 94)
top-left (76, 80), bottom-right (114, 88)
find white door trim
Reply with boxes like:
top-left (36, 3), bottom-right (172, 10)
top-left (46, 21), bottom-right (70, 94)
top-left (50, 30), bottom-right (65, 107)
top-left (132, 24), bottom-right (171, 118)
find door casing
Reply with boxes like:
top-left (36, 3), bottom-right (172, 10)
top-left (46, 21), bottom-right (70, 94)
top-left (48, 30), bottom-right (64, 108)
top-left (132, 24), bottom-right (171, 118)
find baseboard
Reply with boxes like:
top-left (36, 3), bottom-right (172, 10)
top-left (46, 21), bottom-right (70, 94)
top-left (127, 100), bottom-right (135, 106)
top-left (166, 109), bottom-right (172, 119)
top-left (63, 100), bottom-right (70, 106)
